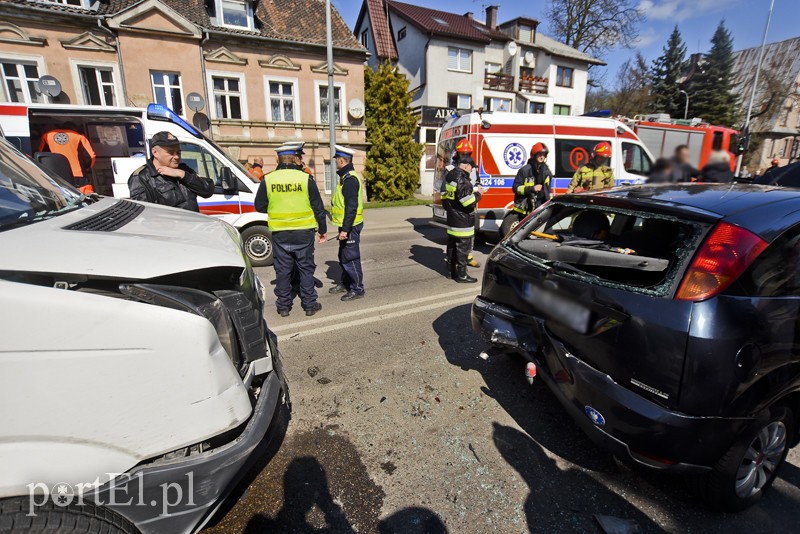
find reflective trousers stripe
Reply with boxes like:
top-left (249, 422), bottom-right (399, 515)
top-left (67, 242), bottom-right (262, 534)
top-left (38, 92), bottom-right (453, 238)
top-left (447, 227), bottom-right (475, 237)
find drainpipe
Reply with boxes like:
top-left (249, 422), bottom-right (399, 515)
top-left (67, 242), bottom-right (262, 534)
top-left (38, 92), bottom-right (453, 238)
top-left (200, 31), bottom-right (214, 140)
top-left (97, 17), bottom-right (129, 106)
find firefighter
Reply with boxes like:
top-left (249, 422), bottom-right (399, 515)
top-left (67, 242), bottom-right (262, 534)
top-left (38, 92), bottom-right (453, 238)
top-left (255, 144), bottom-right (327, 317)
top-left (329, 145), bottom-right (366, 301)
top-left (756, 158), bottom-right (781, 185)
top-left (250, 156), bottom-right (265, 181)
top-left (444, 139), bottom-right (481, 268)
top-left (511, 142), bottom-right (552, 216)
top-left (442, 155), bottom-right (484, 283)
top-left (38, 123), bottom-right (96, 193)
top-left (566, 141), bottom-right (615, 193)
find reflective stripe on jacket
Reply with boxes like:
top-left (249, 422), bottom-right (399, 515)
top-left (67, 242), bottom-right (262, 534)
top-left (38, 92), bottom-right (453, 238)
top-left (512, 160), bottom-right (552, 215)
top-left (442, 167), bottom-right (480, 237)
top-left (264, 168), bottom-right (317, 232)
top-left (566, 164), bottom-right (614, 193)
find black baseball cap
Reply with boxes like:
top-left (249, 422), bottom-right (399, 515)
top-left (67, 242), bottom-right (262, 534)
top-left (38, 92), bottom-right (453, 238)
top-left (150, 131), bottom-right (180, 148)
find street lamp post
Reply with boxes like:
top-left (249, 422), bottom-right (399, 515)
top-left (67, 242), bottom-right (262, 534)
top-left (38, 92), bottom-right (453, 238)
top-left (679, 90), bottom-right (689, 120)
top-left (325, 0), bottom-right (336, 186)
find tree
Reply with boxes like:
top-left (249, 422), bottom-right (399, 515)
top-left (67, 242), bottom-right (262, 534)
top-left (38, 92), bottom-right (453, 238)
top-left (363, 62), bottom-right (423, 201)
top-left (610, 52), bottom-right (652, 117)
top-left (545, 0), bottom-right (645, 59)
top-left (650, 26), bottom-right (688, 118)
top-left (685, 21), bottom-right (738, 125)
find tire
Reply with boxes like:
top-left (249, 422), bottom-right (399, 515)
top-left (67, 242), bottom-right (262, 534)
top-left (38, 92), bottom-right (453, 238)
top-left (240, 225), bottom-right (273, 267)
top-left (700, 405), bottom-right (794, 512)
top-left (0, 496), bottom-right (138, 533)
top-left (499, 213), bottom-right (522, 238)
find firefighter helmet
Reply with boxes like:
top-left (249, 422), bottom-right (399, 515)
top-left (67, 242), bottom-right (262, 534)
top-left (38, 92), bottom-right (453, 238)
top-left (593, 141), bottom-right (612, 158)
top-left (772, 158), bottom-right (780, 166)
top-left (455, 139), bottom-right (474, 154)
top-left (530, 142), bottom-right (549, 158)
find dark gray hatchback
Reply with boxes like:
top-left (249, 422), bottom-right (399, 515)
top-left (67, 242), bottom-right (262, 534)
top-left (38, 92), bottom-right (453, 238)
top-left (472, 183), bottom-right (800, 511)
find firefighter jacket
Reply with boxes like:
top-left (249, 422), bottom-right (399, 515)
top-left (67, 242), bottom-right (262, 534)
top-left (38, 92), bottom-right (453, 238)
top-left (512, 159), bottom-right (552, 215)
top-left (39, 129), bottom-right (96, 183)
top-left (250, 164), bottom-right (265, 181)
top-left (332, 163), bottom-right (364, 231)
top-left (566, 161), bottom-right (615, 193)
top-left (442, 166), bottom-right (482, 237)
top-left (128, 160), bottom-right (214, 212)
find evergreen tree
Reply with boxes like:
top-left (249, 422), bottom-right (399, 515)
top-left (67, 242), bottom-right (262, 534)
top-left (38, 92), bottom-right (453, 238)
top-left (685, 21), bottom-right (738, 125)
top-left (650, 26), bottom-right (688, 118)
top-left (363, 62), bottom-right (423, 201)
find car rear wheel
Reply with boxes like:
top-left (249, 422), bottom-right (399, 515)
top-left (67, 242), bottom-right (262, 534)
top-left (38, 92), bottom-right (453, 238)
top-left (701, 405), bottom-right (793, 512)
top-left (241, 225), bottom-right (273, 267)
top-left (0, 496), bottom-right (138, 533)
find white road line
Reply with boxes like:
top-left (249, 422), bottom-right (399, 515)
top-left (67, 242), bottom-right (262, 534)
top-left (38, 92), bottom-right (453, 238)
top-left (277, 294), bottom-right (476, 341)
top-left (269, 286), bottom-right (480, 333)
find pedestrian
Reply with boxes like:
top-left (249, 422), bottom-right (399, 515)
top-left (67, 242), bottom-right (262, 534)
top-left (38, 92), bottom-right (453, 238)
top-left (566, 142), bottom-right (615, 193)
top-left (511, 142), bottom-right (552, 219)
top-left (699, 151), bottom-right (734, 183)
top-left (669, 144), bottom-right (700, 183)
top-left (250, 156), bottom-right (265, 181)
top-left (128, 131), bottom-right (214, 211)
top-left (38, 122), bottom-right (96, 194)
top-left (442, 155), bottom-right (484, 283)
top-left (444, 139), bottom-right (481, 268)
top-left (754, 158), bottom-right (781, 185)
top-left (328, 145), bottom-right (366, 301)
top-left (647, 158), bottom-right (674, 184)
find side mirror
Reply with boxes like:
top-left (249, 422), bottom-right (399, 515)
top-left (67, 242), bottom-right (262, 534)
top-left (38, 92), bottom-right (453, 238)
top-left (220, 167), bottom-right (237, 194)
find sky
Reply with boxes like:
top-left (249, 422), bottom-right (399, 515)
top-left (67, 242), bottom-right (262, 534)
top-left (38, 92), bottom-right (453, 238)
top-left (332, 0), bottom-right (799, 92)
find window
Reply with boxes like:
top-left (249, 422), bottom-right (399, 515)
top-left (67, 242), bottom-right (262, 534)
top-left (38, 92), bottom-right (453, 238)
top-left (179, 142), bottom-right (248, 193)
top-left (712, 131), bottom-right (723, 151)
top-left (424, 129), bottom-right (437, 171)
top-left (79, 66), bottom-right (117, 106)
top-left (361, 30), bottom-right (369, 48)
top-left (398, 27), bottom-right (407, 41)
top-left (553, 104), bottom-right (571, 115)
top-left (323, 160), bottom-right (333, 194)
top-left (556, 66), bottom-right (574, 88)
top-left (211, 75), bottom-right (243, 119)
top-left (266, 78), bottom-right (297, 122)
top-left (432, 17), bottom-right (449, 26)
top-left (528, 101), bottom-right (545, 114)
top-left (554, 139), bottom-right (605, 177)
top-left (216, 0), bottom-right (252, 29)
top-left (317, 83), bottom-right (343, 124)
top-left (484, 97), bottom-right (511, 112)
top-left (0, 61), bottom-right (43, 103)
top-left (484, 62), bottom-right (502, 74)
top-left (447, 93), bottom-right (471, 109)
top-left (622, 142), bottom-right (652, 176)
top-left (151, 72), bottom-right (183, 115)
top-left (45, 0), bottom-right (84, 5)
top-left (519, 24), bottom-right (533, 42)
top-left (447, 47), bottom-right (472, 73)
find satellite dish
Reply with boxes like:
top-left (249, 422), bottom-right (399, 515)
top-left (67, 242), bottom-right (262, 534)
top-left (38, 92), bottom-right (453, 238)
top-left (36, 75), bottom-right (62, 98)
top-left (524, 51), bottom-right (535, 65)
top-left (348, 98), bottom-right (365, 119)
top-left (186, 92), bottom-right (205, 113)
top-left (507, 41), bottom-right (518, 57)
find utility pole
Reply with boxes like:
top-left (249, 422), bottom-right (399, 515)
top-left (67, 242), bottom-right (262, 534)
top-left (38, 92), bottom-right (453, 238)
top-left (736, 0), bottom-right (775, 177)
top-left (680, 90), bottom-right (689, 120)
top-left (326, 0), bottom-right (337, 188)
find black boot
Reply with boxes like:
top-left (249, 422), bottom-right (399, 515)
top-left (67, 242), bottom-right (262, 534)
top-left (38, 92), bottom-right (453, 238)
top-left (453, 265), bottom-right (477, 283)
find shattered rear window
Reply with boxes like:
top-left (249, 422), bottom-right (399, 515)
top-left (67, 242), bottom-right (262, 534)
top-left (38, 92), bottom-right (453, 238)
top-left (506, 202), bottom-right (703, 296)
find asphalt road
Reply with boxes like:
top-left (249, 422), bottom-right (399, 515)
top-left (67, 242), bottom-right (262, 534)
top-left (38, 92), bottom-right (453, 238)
top-left (205, 205), bottom-right (800, 534)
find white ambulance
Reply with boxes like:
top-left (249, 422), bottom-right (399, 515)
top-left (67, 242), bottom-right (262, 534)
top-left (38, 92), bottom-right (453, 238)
top-left (432, 112), bottom-right (655, 237)
top-left (0, 103), bottom-right (273, 266)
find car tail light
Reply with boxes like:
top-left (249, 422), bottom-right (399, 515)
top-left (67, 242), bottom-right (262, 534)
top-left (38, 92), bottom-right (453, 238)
top-left (676, 222), bottom-right (767, 302)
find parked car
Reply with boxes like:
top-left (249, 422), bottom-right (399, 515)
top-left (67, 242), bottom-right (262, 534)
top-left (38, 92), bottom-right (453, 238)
top-left (0, 137), bottom-right (289, 533)
top-left (472, 183), bottom-right (800, 511)
top-left (754, 161), bottom-right (800, 188)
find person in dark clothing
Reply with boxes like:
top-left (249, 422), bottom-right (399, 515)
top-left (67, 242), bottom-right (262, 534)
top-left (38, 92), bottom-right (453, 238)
top-left (128, 131), bottom-right (214, 212)
top-left (755, 159), bottom-right (782, 185)
top-left (700, 151), bottom-right (735, 183)
top-left (670, 145), bottom-right (701, 183)
top-left (255, 144), bottom-right (327, 317)
top-left (328, 145), bottom-right (365, 301)
top-left (512, 142), bottom-right (552, 216)
top-left (442, 156), bottom-right (484, 283)
top-left (647, 158), bottom-right (674, 184)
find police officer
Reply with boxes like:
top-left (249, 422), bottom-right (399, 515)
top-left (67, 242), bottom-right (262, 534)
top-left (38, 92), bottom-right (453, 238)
top-left (444, 139), bottom-right (481, 268)
top-left (512, 142), bottom-right (552, 217)
top-left (443, 155), bottom-right (484, 283)
top-left (329, 145), bottom-right (366, 301)
top-left (566, 141), bottom-right (615, 193)
top-left (255, 144), bottom-right (327, 317)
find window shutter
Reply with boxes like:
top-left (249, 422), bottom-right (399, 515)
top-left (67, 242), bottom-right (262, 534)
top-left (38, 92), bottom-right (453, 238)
top-left (448, 48), bottom-right (458, 70)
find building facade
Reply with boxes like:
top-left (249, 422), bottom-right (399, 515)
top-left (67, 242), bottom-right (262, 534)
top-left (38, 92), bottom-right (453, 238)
top-left (0, 0), bottom-right (367, 194)
top-left (354, 0), bottom-right (603, 194)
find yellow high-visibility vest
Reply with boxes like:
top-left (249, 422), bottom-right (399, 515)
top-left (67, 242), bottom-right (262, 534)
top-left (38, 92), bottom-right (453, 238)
top-left (264, 168), bottom-right (317, 232)
top-left (331, 171), bottom-right (364, 227)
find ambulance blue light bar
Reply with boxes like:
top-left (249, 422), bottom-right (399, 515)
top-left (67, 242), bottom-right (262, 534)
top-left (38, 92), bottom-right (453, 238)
top-left (146, 104), bottom-right (202, 138)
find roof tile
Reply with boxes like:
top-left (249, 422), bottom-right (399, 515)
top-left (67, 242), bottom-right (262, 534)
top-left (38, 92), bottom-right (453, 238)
top-left (366, 0), bottom-right (397, 60)
top-left (388, 1), bottom-right (510, 44)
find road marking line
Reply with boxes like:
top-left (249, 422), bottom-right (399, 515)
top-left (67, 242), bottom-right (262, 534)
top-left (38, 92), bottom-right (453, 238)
top-left (270, 286), bottom-right (479, 333)
top-left (277, 294), bottom-right (476, 340)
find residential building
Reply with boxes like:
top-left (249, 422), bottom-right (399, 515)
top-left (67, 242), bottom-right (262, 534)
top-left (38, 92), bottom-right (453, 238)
top-left (354, 0), bottom-right (603, 194)
top-left (0, 0), bottom-right (367, 195)
top-left (732, 37), bottom-right (800, 172)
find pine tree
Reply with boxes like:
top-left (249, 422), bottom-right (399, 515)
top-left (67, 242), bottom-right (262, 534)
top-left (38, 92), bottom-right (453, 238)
top-left (685, 21), bottom-right (738, 126)
top-left (650, 26), bottom-right (688, 118)
top-left (363, 62), bottom-right (423, 201)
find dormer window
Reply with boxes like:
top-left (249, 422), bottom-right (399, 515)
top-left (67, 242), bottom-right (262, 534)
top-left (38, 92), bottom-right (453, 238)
top-left (215, 0), bottom-right (253, 30)
top-left (519, 24), bottom-right (533, 43)
top-left (43, 0), bottom-right (87, 6)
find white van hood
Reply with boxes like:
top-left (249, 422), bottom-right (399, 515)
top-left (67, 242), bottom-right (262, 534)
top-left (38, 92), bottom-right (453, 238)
top-left (0, 198), bottom-right (246, 279)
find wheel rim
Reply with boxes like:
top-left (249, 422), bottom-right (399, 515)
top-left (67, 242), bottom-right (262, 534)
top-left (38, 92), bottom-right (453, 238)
top-left (735, 421), bottom-right (787, 498)
top-left (245, 234), bottom-right (271, 260)
top-left (510, 220), bottom-right (520, 232)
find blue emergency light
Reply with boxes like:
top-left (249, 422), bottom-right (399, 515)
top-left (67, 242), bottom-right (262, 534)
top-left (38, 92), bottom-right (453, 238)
top-left (146, 104), bottom-right (202, 138)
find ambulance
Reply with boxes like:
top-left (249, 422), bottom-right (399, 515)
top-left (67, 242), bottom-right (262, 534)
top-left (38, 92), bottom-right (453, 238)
top-left (431, 112), bottom-right (654, 237)
top-left (0, 103), bottom-right (273, 266)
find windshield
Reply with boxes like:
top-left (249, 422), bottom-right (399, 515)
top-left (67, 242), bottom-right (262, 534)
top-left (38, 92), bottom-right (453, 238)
top-left (0, 138), bottom-right (85, 231)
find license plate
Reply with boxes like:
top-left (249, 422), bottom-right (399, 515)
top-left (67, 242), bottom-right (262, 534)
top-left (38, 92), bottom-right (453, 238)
top-left (433, 207), bottom-right (446, 219)
top-left (524, 282), bottom-right (591, 334)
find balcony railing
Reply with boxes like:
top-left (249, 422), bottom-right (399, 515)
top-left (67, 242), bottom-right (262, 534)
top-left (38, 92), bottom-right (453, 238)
top-left (519, 76), bottom-right (549, 95)
top-left (484, 72), bottom-right (514, 92)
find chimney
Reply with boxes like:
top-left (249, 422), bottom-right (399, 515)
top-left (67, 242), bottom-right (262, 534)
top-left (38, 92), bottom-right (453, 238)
top-left (464, 11), bottom-right (473, 20)
top-left (486, 5), bottom-right (498, 29)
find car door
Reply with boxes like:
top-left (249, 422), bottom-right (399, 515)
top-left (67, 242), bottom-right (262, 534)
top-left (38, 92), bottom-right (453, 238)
top-left (179, 142), bottom-right (241, 221)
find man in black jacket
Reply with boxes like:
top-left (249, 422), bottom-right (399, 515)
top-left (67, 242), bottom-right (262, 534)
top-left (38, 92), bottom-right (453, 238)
top-left (512, 143), bottom-right (552, 214)
top-left (128, 131), bottom-right (214, 212)
top-left (443, 156), bottom-right (484, 283)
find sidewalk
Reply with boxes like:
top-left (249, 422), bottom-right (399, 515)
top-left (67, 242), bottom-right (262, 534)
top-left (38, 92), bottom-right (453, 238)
top-left (361, 204), bottom-right (433, 231)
